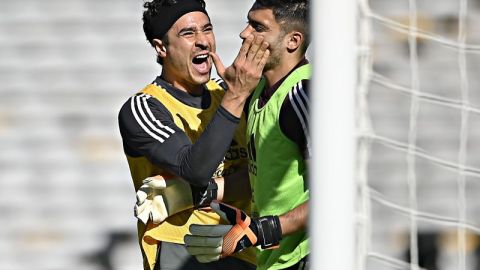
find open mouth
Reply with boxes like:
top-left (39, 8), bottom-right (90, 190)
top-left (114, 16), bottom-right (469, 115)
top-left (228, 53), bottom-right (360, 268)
top-left (192, 53), bottom-right (210, 74)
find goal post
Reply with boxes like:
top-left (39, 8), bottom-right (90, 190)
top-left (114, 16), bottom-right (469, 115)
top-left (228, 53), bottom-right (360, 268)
top-left (310, 0), bottom-right (357, 269)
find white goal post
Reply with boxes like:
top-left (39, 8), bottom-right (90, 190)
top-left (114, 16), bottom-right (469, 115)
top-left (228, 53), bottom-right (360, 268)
top-left (310, 0), bottom-right (357, 269)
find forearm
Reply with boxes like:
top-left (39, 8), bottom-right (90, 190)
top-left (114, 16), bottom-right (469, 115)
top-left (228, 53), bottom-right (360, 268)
top-left (215, 165), bottom-right (251, 202)
top-left (155, 106), bottom-right (240, 186)
top-left (146, 165), bottom-right (250, 221)
top-left (120, 95), bottom-right (241, 187)
top-left (220, 90), bottom-right (250, 118)
top-left (278, 201), bottom-right (308, 236)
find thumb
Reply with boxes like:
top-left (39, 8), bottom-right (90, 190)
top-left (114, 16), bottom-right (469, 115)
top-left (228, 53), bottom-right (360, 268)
top-left (209, 52), bottom-right (225, 79)
top-left (146, 177), bottom-right (167, 189)
top-left (136, 187), bottom-right (148, 205)
top-left (136, 201), bottom-right (152, 224)
top-left (151, 195), bottom-right (168, 224)
top-left (210, 201), bottom-right (240, 225)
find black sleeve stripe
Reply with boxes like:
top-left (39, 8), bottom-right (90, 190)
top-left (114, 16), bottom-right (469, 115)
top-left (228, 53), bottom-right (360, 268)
top-left (129, 94), bottom-right (175, 143)
top-left (213, 77), bottom-right (224, 84)
top-left (288, 81), bottom-right (311, 154)
top-left (213, 77), bottom-right (228, 91)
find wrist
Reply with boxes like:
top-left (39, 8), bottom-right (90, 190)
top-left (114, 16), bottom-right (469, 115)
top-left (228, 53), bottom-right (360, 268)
top-left (221, 91), bottom-right (248, 118)
top-left (250, 215), bottom-right (282, 249)
top-left (191, 179), bottom-right (218, 208)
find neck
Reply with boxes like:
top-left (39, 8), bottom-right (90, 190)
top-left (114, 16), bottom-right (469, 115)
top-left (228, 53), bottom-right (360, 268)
top-left (263, 55), bottom-right (304, 88)
top-left (161, 71), bottom-right (204, 96)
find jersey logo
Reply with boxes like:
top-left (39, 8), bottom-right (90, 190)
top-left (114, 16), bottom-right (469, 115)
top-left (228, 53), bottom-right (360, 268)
top-left (247, 134), bottom-right (257, 175)
top-left (225, 140), bottom-right (248, 161)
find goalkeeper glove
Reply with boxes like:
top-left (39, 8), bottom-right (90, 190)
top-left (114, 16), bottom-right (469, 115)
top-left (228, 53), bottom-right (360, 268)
top-left (184, 201), bottom-right (282, 263)
top-left (135, 176), bottom-right (218, 224)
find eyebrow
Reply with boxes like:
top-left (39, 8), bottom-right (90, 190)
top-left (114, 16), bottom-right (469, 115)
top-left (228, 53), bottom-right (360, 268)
top-left (178, 23), bottom-right (213, 35)
top-left (247, 14), bottom-right (264, 28)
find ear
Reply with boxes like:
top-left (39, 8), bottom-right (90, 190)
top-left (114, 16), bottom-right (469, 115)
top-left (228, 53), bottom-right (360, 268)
top-left (152, 38), bottom-right (167, 59)
top-left (286, 31), bottom-right (303, 52)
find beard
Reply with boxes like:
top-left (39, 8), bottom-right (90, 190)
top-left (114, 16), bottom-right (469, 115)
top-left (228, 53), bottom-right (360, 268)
top-left (263, 33), bottom-right (284, 72)
top-left (264, 51), bottom-right (281, 71)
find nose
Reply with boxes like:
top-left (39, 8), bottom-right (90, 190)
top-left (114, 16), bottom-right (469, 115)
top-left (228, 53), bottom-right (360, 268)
top-left (239, 25), bottom-right (252, 40)
top-left (195, 31), bottom-right (209, 50)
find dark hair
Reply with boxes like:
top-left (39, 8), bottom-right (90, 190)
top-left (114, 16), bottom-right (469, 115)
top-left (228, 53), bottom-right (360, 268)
top-left (142, 0), bottom-right (207, 65)
top-left (252, 0), bottom-right (310, 54)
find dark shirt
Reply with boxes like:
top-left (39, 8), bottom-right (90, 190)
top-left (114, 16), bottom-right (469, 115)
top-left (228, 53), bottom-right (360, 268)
top-left (256, 58), bottom-right (310, 159)
top-left (118, 77), bottom-right (240, 187)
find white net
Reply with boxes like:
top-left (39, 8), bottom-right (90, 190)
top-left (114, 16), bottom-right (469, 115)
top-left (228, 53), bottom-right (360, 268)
top-left (357, 0), bottom-right (480, 269)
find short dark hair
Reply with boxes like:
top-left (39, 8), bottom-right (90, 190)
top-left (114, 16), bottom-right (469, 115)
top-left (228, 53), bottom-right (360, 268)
top-left (252, 0), bottom-right (310, 54)
top-left (142, 0), bottom-right (207, 65)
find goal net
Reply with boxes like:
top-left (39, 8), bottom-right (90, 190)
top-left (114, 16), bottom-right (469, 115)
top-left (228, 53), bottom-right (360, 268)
top-left (356, 0), bottom-right (480, 269)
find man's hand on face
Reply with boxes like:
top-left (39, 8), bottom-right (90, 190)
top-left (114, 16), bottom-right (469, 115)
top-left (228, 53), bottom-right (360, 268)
top-left (213, 34), bottom-right (270, 117)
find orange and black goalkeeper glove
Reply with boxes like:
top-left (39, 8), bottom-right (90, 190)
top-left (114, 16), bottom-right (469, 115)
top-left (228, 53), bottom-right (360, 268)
top-left (184, 201), bottom-right (282, 263)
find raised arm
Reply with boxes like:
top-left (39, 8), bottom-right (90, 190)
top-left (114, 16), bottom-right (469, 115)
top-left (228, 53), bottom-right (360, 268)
top-left (119, 34), bottom-right (269, 187)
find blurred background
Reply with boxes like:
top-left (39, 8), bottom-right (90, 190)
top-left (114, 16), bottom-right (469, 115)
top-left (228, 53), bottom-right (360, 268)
top-left (2, 0), bottom-right (480, 269)
top-left (0, 0), bottom-right (252, 269)
top-left (360, 0), bottom-right (480, 269)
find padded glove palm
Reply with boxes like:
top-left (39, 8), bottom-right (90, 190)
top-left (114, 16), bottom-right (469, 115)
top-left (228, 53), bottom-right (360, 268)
top-left (135, 176), bottom-right (218, 224)
top-left (184, 201), bottom-right (282, 263)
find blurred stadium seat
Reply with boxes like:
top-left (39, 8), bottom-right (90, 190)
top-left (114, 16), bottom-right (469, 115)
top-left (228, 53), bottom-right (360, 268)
top-left (0, 0), bottom-right (250, 269)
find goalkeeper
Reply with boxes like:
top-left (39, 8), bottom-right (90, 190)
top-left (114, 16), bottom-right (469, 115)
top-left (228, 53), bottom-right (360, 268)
top-left (117, 0), bottom-right (270, 269)
top-left (144, 1), bottom-right (311, 269)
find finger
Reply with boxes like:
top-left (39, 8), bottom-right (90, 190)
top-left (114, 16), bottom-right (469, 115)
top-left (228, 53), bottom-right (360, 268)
top-left (151, 195), bottom-right (168, 224)
top-left (150, 210), bottom-right (162, 225)
top-left (137, 181), bottom-right (153, 202)
top-left (209, 52), bottom-right (226, 78)
top-left (246, 35), bottom-right (264, 62)
top-left (150, 175), bottom-right (166, 181)
top-left (134, 204), bottom-right (140, 216)
top-left (136, 189), bottom-right (148, 204)
top-left (195, 254), bottom-right (221, 263)
top-left (184, 234), bottom-right (224, 247)
top-left (236, 34), bottom-right (255, 61)
top-left (211, 201), bottom-right (238, 223)
top-left (137, 202), bottom-right (152, 224)
top-left (253, 41), bottom-right (269, 65)
top-left (134, 200), bottom-right (149, 216)
top-left (189, 224), bottom-right (232, 237)
top-left (146, 178), bottom-right (166, 189)
top-left (185, 245), bottom-right (223, 255)
top-left (258, 49), bottom-right (270, 70)
top-left (142, 177), bottom-right (154, 184)
top-left (210, 201), bottom-right (228, 222)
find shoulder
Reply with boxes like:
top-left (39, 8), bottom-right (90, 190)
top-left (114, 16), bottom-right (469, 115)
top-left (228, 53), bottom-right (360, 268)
top-left (280, 79), bottom-right (310, 135)
top-left (118, 92), bottom-right (175, 132)
top-left (279, 79), bottom-right (311, 158)
top-left (285, 79), bottom-right (310, 113)
top-left (206, 78), bottom-right (228, 91)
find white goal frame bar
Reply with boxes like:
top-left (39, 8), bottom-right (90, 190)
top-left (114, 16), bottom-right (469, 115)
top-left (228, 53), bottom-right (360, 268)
top-left (310, 0), bottom-right (357, 269)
